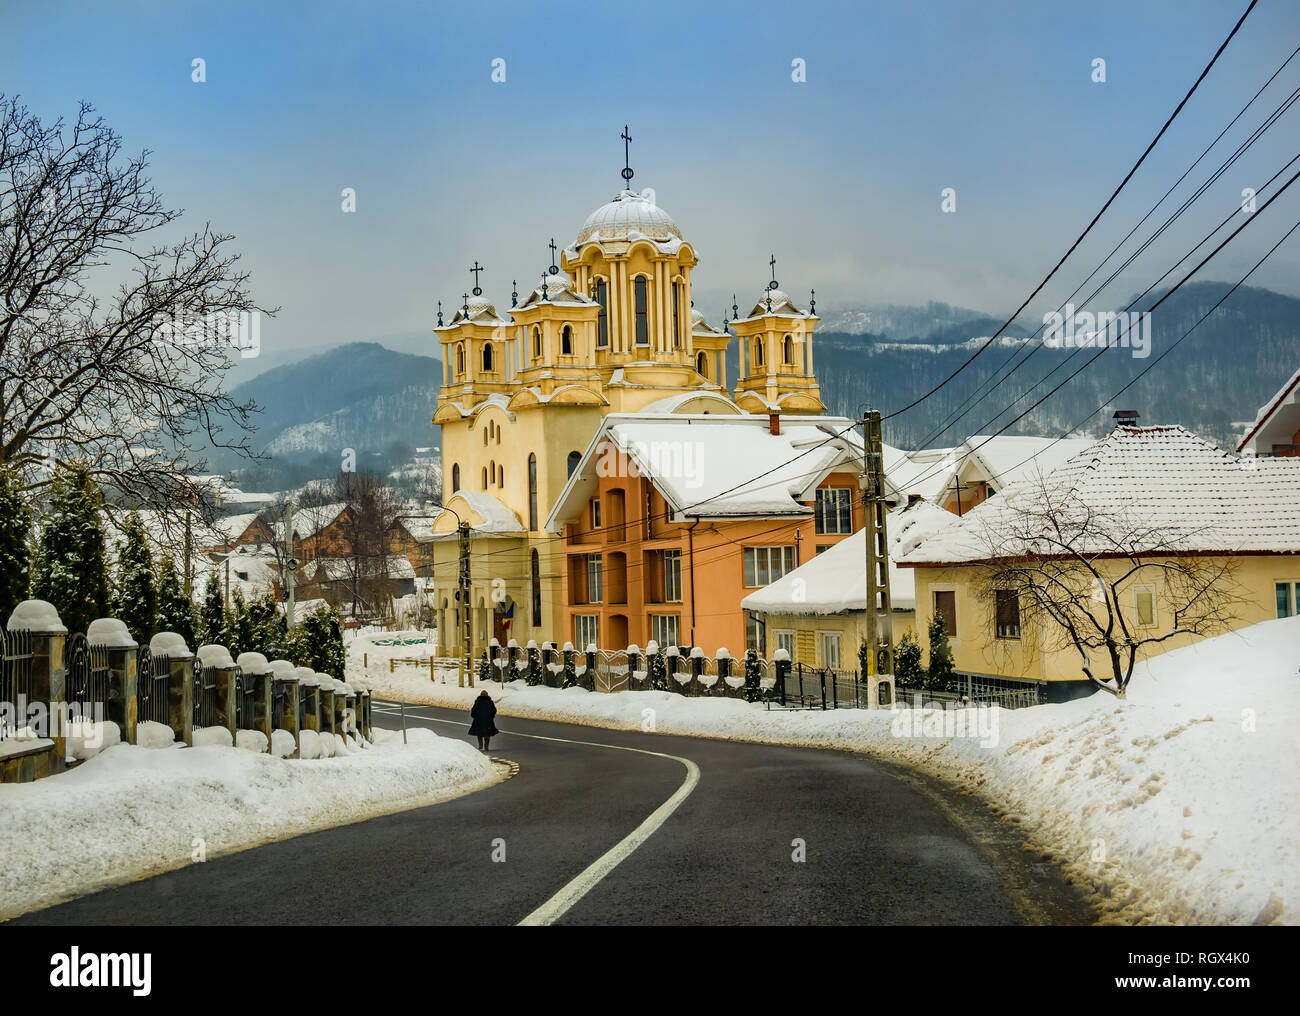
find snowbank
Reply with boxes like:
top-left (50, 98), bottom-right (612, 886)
top-left (350, 618), bottom-right (1300, 925)
top-left (0, 727), bottom-right (496, 920)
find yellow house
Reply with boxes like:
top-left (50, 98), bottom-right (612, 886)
top-left (899, 424), bottom-right (1300, 701)
top-left (428, 165), bottom-right (830, 660)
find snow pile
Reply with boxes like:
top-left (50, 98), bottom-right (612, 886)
top-left (0, 726), bottom-right (496, 920)
top-left (235, 730), bottom-right (269, 753)
top-left (64, 720), bottom-right (121, 762)
top-left (136, 721), bottom-right (175, 749)
top-left (271, 729), bottom-right (296, 758)
top-left (193, 726), bottom-right (233, 749)
top-left (355, 616), bottom-right (1300, 926)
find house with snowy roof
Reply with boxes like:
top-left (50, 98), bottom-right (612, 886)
top-left (739, 499), bottom-right (953, 672)
top-left (1238, 365), bottom-right (1300, 457)
top-left (897, 424), bottom-right (1300, 701)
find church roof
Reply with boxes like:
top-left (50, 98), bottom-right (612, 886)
top-left (440, 294), bottom-right (510, 329)
top-left (690, 307), bottom-right (728, 337)
top-left (516, 270), bottom-right (594, 310)
top-left (574, 189), bottom-right (682, 246)
top-left (736, 286), bottom-right (816, 323)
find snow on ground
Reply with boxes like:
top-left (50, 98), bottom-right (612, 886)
top-left (0, 726), bottom-right (497, 921)
top-left (349, 619), bottom-right (1299, 926)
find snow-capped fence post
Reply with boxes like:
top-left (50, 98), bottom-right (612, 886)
top-left (717, 648), bottom-right (739, 697)
top-left (489, 638), bottom-right (502, 685)
top-left (6, 600), bottom-right (68, 774)
top-left (525, 639), bottom-right (541, 685)
top-left (358, 686), bottom-right (373, 741)
top-left (150, 632), bottom-right (195, 747)
top-left (270, 660), bottom-right (299, 758)
top-left (583, 644), bottom-right (597, 691)
top-left (626, 645), bottom-right (642, 689)
top-left (542, 641), bottom-right (558, 687)
top-left (773, 649), bottom-right (791, 707)
top-left (561, 642), bottom-right (576, 688)
top-left (237, 653), bottom-right (273, 752)
top-left (743, 649), bottom-right (763, 703)
top-left (197, 645), bottom-right (238, 744)
top-left (506, 638), bottom-right (519, 681)
top-left (295, 668), bottom-right (320, 734)
top-left (645, 640), bottom-right (666, 691)
top-left (87, 617), bottom-right (138, 746)
top-left (316, 674), bottom-right (337, 735)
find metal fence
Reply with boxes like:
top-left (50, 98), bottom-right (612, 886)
top-left (193, 662), bottom-right (218, 729)
top-left (137, 648), bottom-right (174, 726)
top-left (234, 668), bottom-right (254, 729)
top-left (1, 627), bottom-right (34, 742)
top-left (64, 633), bottom-right (111, 712)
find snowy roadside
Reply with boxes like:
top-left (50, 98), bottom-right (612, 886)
top-left (350, 618), bottom-right (1300, 926)
top-left (0, 727), bottom-right (497, 921)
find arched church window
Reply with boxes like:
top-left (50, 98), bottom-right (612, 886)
top-left (671, 281), bottom-right (681, 349)
top-left (483, 342), bottom-right (494, 372)
top-left (783, 335), bottom-right (794, 364)
top-left (456, 344), bottom-right (465, 376)
top-left (452, 464), bottom-right (460, 492)
top-left (482, 467), bottom-right (488, 490)
top-left (697, 351), bottom-right (708, 378)
top-left (528, 453), bottom-right (539, 531)
top-left (531, 549), bottom-right (541, 627)
top-left (595, 279), bottom-right (609, 347)
top-left (483, 427), bottom-right (488, 446)
top-left (490, 460), bottom-right (496, 485)
top-left (561, 325), bottom-right (573, 356)
top-left (533, 326), bottom-right (542, 359)
top-left (499, 465), bottom-right (505, 487)
top-left (754, 339), bottom-right (764, 367)
top-left (567, 451), bottom-right (581, 477)
top-left (634, 277), bottom-right (649, 346)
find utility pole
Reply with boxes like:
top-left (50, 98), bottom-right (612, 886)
top-left (861, 410), bottom-right (895, 699)
top-left (283, 500), bottom-right (298, 629)
top-left (457, 522), bottom-right (473, 687)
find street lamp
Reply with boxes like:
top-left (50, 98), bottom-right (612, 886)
top-left (395, 505), bottom-right (474, 688)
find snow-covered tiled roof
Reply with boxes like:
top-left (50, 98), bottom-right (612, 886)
top-left (300, 556), bottom-right (415, 583)
top-left (394, 513), bottom-right (443, 542)
top-left (899, 425), bottom-right (1300, 565)
top-left (293, 502), bottom-right (347, 539)
top-left (741, 500), bottom-right (954, 615)
top-left (515, 270), bottom-right (595, 310)
top-left (547, 414), bottom-right (868, 528)
top-left (636, 391), bottom-right (740, 415)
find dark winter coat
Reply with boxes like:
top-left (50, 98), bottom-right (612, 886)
top-left (468, 694), bottom-right (498, 736)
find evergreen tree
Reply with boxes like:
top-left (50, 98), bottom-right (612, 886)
top-left (112, 510), bottom-right (157, 642)
top-left (224, 587), bottom-right (255, 657)
top-left (200, 573), bottom-right (224, 646)
top-left (249, 586), bottom-right (288, 659)
top-left (30, 466), bottom-right (110, 635)
top-left (895, 630), bottom-right (924, 687)
top-left (156, 553), bottom-right (197, 648)
top-left (926, 613), bottom-right (957, 693)
top-left (0, 466), bottom-right (33, 623)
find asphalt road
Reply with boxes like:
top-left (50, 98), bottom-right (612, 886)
top-left (10, 702), bottom-right (1092, 926)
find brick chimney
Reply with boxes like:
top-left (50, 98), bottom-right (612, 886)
top-left (768, 411), bottom-right (781, 435)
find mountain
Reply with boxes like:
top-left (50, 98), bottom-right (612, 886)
top-left (209, 342), bottom-right (442, 490)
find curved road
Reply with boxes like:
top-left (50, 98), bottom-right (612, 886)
top-left (11, 702), bottom-right (1092, 925)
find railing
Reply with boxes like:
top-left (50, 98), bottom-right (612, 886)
top-left (64, 633), bottom-right (111, 712)
top-left (137, 647), bottom-right (172, 726)
top-left (193, 661), bottom-right (218, 729)
top-left (1, 627), bottom-right (34, 742)
top-left (234, 668), bottom-right (255, 730)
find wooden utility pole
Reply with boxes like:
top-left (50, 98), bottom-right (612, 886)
top-left (861, 410), bottom-right (895, 687)
top-left (457, 522), bottom-right (473, 688)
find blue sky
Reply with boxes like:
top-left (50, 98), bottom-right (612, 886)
top-left (4, 0), bottom-right (1299, 366)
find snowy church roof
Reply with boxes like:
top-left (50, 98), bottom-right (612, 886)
top-left (899, 425), bottom-right (1300, 565)
top-left (515, 270), bottom-right (594, 310)
top-left (575, 189), bottom-right (682, 246)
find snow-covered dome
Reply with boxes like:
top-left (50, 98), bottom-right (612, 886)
top-left (576, 189), bottom-right (682, 244)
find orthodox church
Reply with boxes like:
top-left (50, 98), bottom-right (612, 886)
top-left (427, 143), bottom-right (839, 657)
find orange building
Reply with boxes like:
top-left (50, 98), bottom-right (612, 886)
top-left (547, 409), bottom-right (905, 655)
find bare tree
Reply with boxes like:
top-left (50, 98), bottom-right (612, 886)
top-left (972, 475), bottom-right (1243, 698)
top-left (334, 471), bottom-right (403, 621)
top-left (0, 96), bottom-right (273, 514)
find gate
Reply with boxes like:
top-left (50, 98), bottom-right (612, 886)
top-left (193, 661), bottom-right (217, 728)
top-left (137, 648), bottom-right (173, 726)
top-left (233, 668), bottom-right (253, 729)
top-left (64, 633), bottom-right (111, 712)
top-left (1, 627), bottom-right (34, 742)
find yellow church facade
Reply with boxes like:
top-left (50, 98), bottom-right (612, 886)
top-left (427, 175), bottom-right (828, 659)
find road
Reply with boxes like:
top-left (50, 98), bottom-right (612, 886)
top-left (10, 702), bottom-right (1092, 925)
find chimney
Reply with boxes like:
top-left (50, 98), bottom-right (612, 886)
top-left (1113, 409), bottom-right (1140, 427)
top-left (768, 411), bottom-right (781, 436)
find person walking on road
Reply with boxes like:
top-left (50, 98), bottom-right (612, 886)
top-left (468, 689), bottom-right (498, 751)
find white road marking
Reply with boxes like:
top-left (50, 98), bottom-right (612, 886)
top-left (373, 702), bottom-right (700, 926)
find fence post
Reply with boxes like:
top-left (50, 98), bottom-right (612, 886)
top-left (237, 652), bottom-right (273, 752)
top-left (316, 673), bottom-right (337, 736)
top-left (774, 649), bottom-right (790, 706)
top-left (270, 660), bottom-right (299, 757)
top-left (8, 600), bottom-right (68, 773)
top-left (831, 669), bottom-right (838, 709)
top-left (87, 617), bottom-right (138, 746)
top-left (584, 644), bottom-right (597, 691)
top-left (150, 632), bottom-right (194, 747)
top-left (797, 661), bottom-right (804, 703)
top-left (295, 667), bottom-right (320, 734)
top-left (820, 670), bottom-right (827, 711)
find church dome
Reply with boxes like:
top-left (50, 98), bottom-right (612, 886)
top-left (576, 189), bottom-right (682, 244)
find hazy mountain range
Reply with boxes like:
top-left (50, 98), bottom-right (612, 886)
top-left (209, 282), bottom-right (1299, 491)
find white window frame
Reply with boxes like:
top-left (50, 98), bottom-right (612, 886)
top-left (586, 554), bottom-right (603, 604)
top-left (1276, 580), bottom-right (1300, 619)
top-left (743, 545), bottom-right (797, 588)
top-left (817, 631), bottom-right (842, 670)
top-left (662, 548), bottom-right (682, 603)
top-left (650, 613), bottom-right (679, 648)
top-left (575, 614), bottom-right (599, 651)
top-left (814, 487), bottom-right (853, 535)
top-left (774, 629), bottom-right (795, 658)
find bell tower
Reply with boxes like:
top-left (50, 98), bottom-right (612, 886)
top-left (730, 257), bottom-right (826, 416)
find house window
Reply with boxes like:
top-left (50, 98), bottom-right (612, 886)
top-left (1276, 581), bottom-right (1300, 618)
top-left (528, 454), bottom-right (538, 531)
top-left (575, 614), bottom-right (599, 651)
top-left (634, 277), bottom-right (649, 345)
top-left (567, 451), bottom-right (581, 477)
top-left (815, 488), bottom-right (853, 534)
top-left (774, 629), bottom-right (795, 659)
top-left (651, 613), bottom-right (679, 648)
top-left (595, 279), bottom-right (609, 347)
top-left (816, 545), bottom-right (831, 555)
top-left (743, 545), bottom-right (797, 587)
top-left (586, 554), bottom-right (603, 604)
top-left (530, 550), bottom-right (541, 626)
top-left (818, 632), bottom-right (842, 669)
top-left (451, 464), bottom-right (460, 493)
top-left (995, 589), bottom-right (1021, 639)
top-left (1134, 586), bottom-right (1157, 628)
top-left (591, 499), bottom-right (601, 529)
top-left (934, 590), bottom-right (957, 639)
top-left (671, 282), bottom-right (681, 349)
top-left (745, 614), bottom-right (765, 654)
top-left (561, 325), bottom-right (573, 356)
top-left (649, 549), bottom-right (682, 603)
